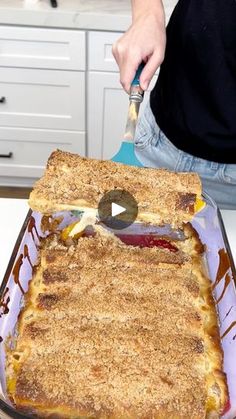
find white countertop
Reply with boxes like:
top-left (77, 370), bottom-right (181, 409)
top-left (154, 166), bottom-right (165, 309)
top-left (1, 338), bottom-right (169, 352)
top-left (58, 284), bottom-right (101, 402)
top-left (0, 0), bottom-right (177, 31)
top-left (0, 197), bottom-right (235, 283)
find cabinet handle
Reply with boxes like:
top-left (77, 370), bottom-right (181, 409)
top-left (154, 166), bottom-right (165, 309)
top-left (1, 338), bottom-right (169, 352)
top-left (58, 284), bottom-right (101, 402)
top-left (0, 97), bottom-right (6, 103)
top-left (50, 0), bottom-right (58, 7)
top-left (0, 152), bottom-right (13, 158)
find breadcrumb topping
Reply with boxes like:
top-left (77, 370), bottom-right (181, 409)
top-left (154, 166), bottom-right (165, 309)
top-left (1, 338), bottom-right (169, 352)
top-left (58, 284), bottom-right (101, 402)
top-left (6, 227), bottom-right (228, 418)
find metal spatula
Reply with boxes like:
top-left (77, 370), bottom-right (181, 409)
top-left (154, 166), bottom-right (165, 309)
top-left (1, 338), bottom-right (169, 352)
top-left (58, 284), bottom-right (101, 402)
top-left (112, 63), bottom-right (145, 167)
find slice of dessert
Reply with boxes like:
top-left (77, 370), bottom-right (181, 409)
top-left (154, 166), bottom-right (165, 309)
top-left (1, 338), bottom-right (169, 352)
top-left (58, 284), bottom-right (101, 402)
top-left (29, 150), bottom-right (204, 228)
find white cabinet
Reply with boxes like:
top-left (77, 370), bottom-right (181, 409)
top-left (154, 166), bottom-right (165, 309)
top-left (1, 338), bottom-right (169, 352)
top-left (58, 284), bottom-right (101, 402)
top-left (88, 31), bottom-right (122, 72)
top-left (0, 25), bottom-right (86, 187)
top-left (0, 128), bottom-right (85, 186)
top-left (0, 68), bottom-right (85, 131)
top-left (0, 26), bottom-right (159, 185)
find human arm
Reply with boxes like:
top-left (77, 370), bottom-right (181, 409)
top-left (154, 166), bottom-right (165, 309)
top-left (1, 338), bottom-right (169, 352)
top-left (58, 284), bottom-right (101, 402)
top-left (112, 0), bottom-right (166, 93)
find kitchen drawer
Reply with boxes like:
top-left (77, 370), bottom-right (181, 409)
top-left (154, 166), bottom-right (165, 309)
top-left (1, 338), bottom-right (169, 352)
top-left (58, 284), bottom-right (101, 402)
top-left (0, 131), bottom-right (85, 179)
top-left (0, 26), bottom-right (85, 71)
top-left (88, 31), bottom-right (122, 72)
top-left (0, 68), bottom-right (85, 131)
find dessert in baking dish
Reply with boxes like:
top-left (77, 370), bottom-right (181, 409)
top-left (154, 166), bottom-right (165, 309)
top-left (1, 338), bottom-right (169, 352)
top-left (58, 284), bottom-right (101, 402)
top-left (6, 224), bottom-right (228, 418)
top-left (6, 150), bottom-right (228, 418)
top-left (29, 150), bottom-right (204, 228)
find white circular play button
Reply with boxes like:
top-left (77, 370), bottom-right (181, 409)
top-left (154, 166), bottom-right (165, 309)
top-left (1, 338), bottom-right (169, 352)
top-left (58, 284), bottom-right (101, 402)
top-left (111, 202), bottom-right (126, 217)
top-left (98, 189), bottom-right (138, 230)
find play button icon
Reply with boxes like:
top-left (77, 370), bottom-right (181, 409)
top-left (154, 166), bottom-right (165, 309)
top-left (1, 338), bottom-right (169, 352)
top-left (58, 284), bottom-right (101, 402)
top-left (111, 203), bottom-right (126, 217)
top-left (98, 189), bottom-right (138, 230)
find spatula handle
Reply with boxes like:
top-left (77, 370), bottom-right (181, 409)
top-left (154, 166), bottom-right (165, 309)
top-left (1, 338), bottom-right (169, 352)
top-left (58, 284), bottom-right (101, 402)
top-left (131, 62), bottom-right (145, 87)
top-left (130, 62), bottom-right (145, 103)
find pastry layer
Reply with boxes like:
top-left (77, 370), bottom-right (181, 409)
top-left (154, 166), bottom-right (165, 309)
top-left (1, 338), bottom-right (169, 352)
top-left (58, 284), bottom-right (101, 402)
top-left (29, 150), bottom-right (202, 227)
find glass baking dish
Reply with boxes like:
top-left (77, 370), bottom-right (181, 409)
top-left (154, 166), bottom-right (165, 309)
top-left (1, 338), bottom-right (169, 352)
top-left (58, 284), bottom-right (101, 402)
top-left (0, 194), bottom-right (236, 419)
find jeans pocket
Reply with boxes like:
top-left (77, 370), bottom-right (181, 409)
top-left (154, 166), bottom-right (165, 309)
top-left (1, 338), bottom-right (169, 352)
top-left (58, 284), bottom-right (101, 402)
top-left (221, 165), bottom-right (236, 185)
top-left (134, 119), bottom-right (156, 150)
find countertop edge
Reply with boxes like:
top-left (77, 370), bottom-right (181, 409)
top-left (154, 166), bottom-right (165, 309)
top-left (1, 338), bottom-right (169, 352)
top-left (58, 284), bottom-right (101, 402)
top-left (0, 4), bottom-right (175, 32)
top-left (0, 9), bottom-right (131, 32)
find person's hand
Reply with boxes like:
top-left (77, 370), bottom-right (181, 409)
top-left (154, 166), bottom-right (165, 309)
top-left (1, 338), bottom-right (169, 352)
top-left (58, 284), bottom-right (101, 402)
top-left (112, 7), bottom-right (166, 93)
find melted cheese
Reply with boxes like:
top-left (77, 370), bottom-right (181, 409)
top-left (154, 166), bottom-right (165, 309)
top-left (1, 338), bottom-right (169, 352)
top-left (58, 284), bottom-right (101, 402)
top-left (61, 210), bottom-right (97, 240)
top-left (195, 198), bottom-right (206, 213)
top-left (69, 210), bottom-right (97, 237)
top-left (62, 196), bottom-right (205, 241)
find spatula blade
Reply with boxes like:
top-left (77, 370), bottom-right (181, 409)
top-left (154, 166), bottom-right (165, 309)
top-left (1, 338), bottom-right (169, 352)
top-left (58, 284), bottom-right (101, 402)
top-left (111, 63), bottom-right (145, 167)
top-left (112, 142), bottom-right (143, 166)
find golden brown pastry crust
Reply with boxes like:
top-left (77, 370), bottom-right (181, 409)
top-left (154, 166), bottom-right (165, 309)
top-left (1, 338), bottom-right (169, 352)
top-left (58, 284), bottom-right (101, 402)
top-left (6, 227), bottom-right (228, 418)
top-left (29, 150), bottom-right (202, 227)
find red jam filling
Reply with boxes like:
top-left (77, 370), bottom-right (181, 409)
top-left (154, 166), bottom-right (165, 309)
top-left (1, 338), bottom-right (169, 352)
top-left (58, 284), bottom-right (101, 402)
top-left (116, 234), bottom-right (178, 252)
top-left (222, 399), bottom-right (231, 415)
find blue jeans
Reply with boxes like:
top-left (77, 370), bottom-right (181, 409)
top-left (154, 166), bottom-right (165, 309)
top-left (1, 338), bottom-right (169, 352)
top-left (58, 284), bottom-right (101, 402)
top-left (135, 101), bottom-right (236, 209)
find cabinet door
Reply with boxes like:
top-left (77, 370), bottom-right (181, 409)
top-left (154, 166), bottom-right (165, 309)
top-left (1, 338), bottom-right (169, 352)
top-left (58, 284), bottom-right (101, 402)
top-left (89, 31), bottom-right (122, 72)
top-left (0, 68), bottom-right (85, 131)
top-left (0, 127), bottom-right (85, 186)
top-left (87, 72), bottom-right (157, 160)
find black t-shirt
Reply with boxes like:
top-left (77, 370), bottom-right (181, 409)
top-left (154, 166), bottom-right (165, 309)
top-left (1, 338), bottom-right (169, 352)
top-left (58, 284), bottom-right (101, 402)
top-left (150, 0), bottom-right (236, 163)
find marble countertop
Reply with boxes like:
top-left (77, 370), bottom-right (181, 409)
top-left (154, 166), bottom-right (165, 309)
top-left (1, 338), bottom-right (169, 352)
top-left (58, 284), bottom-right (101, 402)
top-left (0, 0), bottom-right (177, 32)
top-left (0, 198), bottom-right (235, 283)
